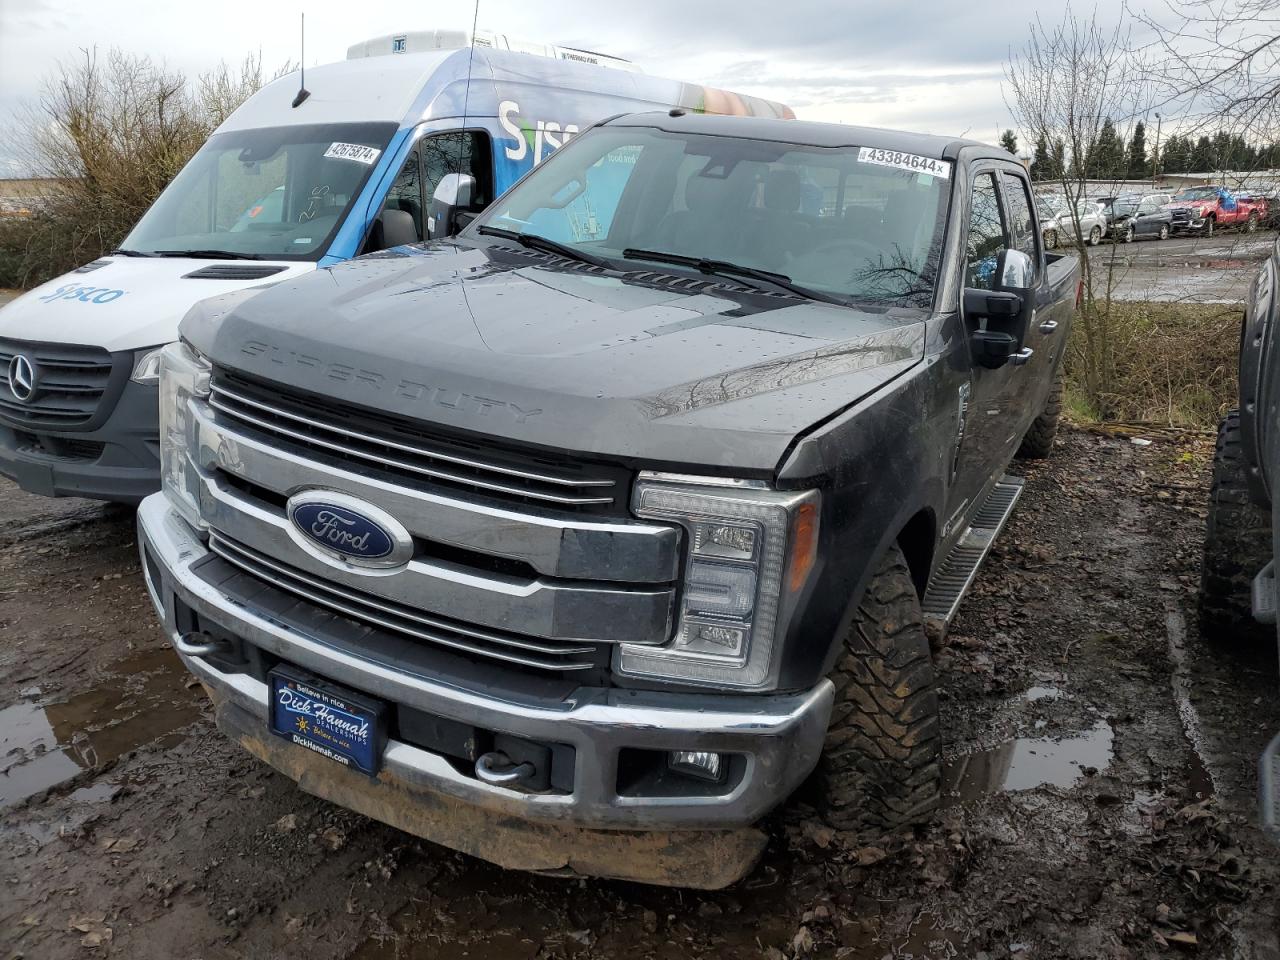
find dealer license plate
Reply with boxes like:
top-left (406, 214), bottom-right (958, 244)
top-left (268, 666), bottom-right (386, 777)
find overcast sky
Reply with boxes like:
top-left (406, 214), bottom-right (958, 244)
top-left (0, 0), bottom-right (1141, 175)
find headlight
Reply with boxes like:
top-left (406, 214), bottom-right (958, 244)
top-left (159, 341), bottom-right (211, 530)
top-left (130, 346), bottom-right (166, 385)
top-left (616, 473), bottom-right (819, 690)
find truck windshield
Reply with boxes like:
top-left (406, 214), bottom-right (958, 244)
top-left (1174, 187), bottom-right (1219, 201)
top-left (123, 121), bottom-right (396, 260)
top-left (470, 126), bottom-right (951, 307)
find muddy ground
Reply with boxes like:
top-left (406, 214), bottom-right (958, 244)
top-left (1089, 230), bottom-right (1274, 303)
top-left (1, 428), bottom-right (1279, 960)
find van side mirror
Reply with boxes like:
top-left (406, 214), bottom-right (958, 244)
top-left (428, 173), bottom-right (476, 240)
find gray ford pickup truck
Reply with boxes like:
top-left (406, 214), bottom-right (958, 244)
top-left (138, 112), bottom-right (1080, 887)
top-left (1200, 237), bottom-right (1280, 841)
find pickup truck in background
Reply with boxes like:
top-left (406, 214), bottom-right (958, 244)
top-left (1200, 238), bottom-right (1280, 842)
top-left (1165, 185), bottom-right (1268, 236)
top-left (138, 112), bottom-right (1080, 887)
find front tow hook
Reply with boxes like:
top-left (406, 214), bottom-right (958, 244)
top-left (475, 751), bottom-right (536, 787)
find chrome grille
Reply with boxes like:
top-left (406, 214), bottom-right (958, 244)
top-left (207, 530), bottom-right (607, 673)
top-left (209, 371), bottom-right (624, 510)
top-left (0, 339), bottom-right (116, 428)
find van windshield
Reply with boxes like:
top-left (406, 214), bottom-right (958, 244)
top-left (123, 121), bottom-right (396, 260)
top-left (469, 126), bottom-right (951, 307)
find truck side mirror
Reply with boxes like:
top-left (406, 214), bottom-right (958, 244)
top-left (963, 287), bottom-right (1025, 369)
top-left (428, 173), bottom-right (476, 240)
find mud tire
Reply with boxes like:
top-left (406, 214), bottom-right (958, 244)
top-left (1016, 368), bottom-right (1064, 459)
top-left (1205, 216), bottom-right (1215, 238)
top-left (817, 545), bottom-right (941, 832)
top-left (1199, 411), bottom-right (1273, 644)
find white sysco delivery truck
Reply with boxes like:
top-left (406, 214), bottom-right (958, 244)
top-left (0, 29), bottom-right (791, 502)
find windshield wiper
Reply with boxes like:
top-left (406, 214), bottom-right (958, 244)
top-left (154, 249), bottom-right (264, 260)
top-left (476, 225), bottom-right (611, 269)
top-left (108, 248), bottom-right (156, 257)
top-left (621, 248), bottom-right (845, 305)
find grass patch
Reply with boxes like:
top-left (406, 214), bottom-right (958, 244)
top-left (1064, 300), bottom-right (1242, 429)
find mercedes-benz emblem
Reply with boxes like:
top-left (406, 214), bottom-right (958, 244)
top-left (9, 354), bottom-right (36, 402)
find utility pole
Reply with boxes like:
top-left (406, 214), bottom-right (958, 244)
top-left (1151, 113), bottom-right (1162, 186)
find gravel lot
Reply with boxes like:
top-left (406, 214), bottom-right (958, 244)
top-left (2, 428), bottom-right (1279, 959)
top-left (1088, 230), bottom-right (1274, 303)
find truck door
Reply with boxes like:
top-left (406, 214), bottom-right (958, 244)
top-left (950, 168), bottom-right (1023, 519)
top-left (1000, 169), bottom-right (1061, 415)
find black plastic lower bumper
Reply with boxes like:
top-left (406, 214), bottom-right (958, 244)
top-left (0, 379), bottom-right (160, 503)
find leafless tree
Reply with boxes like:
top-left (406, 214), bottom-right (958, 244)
top-left (1132, 0), bottom-right (1280, 144)
top-left (0, 48), bottom-right (277, 288)
top-left (1005, 8), bottom-right (1152, 415)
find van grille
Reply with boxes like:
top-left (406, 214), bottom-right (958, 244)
top-left (209, 369), bottom-right (628, 511)
top-left (0, 339), bottom-right (117, 428)
top-left (207, 530), bottom-right (609, 673)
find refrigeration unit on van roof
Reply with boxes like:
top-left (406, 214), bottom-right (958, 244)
top-left (346, 29), bottom-right (642, 72)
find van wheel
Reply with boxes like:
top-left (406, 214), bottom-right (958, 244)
top-left (1158, 224), bottom-right (1170, 240)
top-left (817, 545), bottom-right (940, 832)
top-left (1199, 411), bottom-right (1273, 644)
top-left (1089, 226), bottom-right (1102, 246)
top-left (1016, 368), bottom-right (1064, 459)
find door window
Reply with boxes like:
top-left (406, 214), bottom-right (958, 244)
top-left (380, 146), bottom-right (424, 241)
top-left (965, 172), bottom-right (1009, 290)
top-left (1001, 173), bottom-right (1039, 267)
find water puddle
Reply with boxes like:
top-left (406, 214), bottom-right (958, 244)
top-left (0, 647), bottom-right (203, 807)
top-left (943, 720), bottom-right (1114, 803)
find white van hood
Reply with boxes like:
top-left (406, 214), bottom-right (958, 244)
top-left (0, 256), bottom-right (315, 353)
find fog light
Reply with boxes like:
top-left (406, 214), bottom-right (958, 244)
top-left (668, 750), bottom-right (724, 783)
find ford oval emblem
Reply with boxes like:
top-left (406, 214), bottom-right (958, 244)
top-left (285, 491), bottom-right (413, 570)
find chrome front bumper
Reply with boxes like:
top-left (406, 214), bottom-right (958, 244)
top-left (137, 493), bottom-right (834, 833)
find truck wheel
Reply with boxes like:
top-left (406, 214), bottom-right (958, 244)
top-left (1089, 226), bottom-right (1102, 246)
top-left (1248, 212), bottom-right (1260, 233)
top-left (1015, 368), bottom-right (1064, 459)
top-left (1205, 216), bottom-right (1215, 238)
top-left (817, 544), bottom-right (940, 832)
top-left (1199, 411), bottom-right (1273, 644)
top-left (1158, 224), bottom-right (1170, 240)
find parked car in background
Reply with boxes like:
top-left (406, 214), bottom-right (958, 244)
top-left (1165, 185), bottom-right (1267, 236)
top-left (1107, 194), bottom-right (1175, 242)
top-left (1199, 243), bottom-right (1280, 842)
top-left (1039, 196), bottom-right (1107, 247)
top-left (139, 113), bottom-right (1081, 887)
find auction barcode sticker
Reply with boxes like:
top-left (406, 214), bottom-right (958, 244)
top-left (857, 147), bottom-right (951, 179)
top-left (324, 142), bottom-right (382, 165)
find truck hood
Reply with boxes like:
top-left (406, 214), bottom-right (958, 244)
top-left (183, 241), bottom-right (926, 473)
top-left (0, 256), bottom-right (314, 353)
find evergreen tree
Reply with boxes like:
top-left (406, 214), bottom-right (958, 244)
top-left (1161, 134), bottom-right (1189, 174)
top-left (1030, 135), bottom-right (1050, 180)
top-left (1191, 135), bottom-right (1214, 172)
top-left (1091, 118), bottom-right (1125, 179)
top-left (999, 129), bottom-right (1019, 155)
top-left (1126, 121), bottom-right (1148, 179)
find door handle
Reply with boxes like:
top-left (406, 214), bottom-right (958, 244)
top-left (1010, 347), bottom-right (1034, 366)
top-left (1039, 319), bottom-right (1060, 334)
